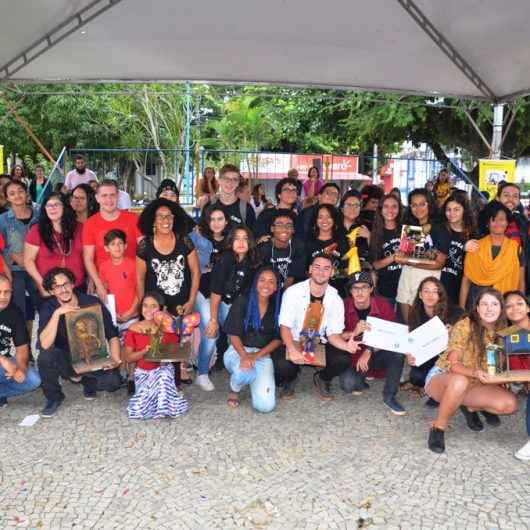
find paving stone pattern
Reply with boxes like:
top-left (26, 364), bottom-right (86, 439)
top-left (1, 370), bottom-right (530, 530)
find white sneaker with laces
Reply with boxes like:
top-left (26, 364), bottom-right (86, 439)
top-left (515, 439), bottom-right (530, 461)
top-left (195, 374), bottom-right (215, 391)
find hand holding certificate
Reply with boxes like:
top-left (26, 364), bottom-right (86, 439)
top-left (362, 316), bottom-right (448, 365)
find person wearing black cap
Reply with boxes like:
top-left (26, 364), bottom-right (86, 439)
top-left (339, 270), bottom-right (406, 415)
top-left (156, 179), bottom-right (196, 233)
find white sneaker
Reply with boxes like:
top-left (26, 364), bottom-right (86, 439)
top-left (195, 374), bottom-right (215, 392)
top-left (515, 439), bottom-right (530, 461)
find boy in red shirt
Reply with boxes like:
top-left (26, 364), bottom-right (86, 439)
top-left (99, 229), bottom-right (139, 327)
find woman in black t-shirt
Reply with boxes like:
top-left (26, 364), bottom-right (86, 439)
top-left (223, 266), bottom-right (282, 411)
top-left (340, 190), bottom-right (370, 259)
top-left (369, 194), bottom-right (403, 303)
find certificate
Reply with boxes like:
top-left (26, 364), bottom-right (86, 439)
top-left (363, 316), bottom-right (448, 364)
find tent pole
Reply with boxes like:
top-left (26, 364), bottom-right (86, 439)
top-left (491, 103), bottom-right (504, 159)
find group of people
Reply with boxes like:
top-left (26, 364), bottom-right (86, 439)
top-left (1, 160), bottom-right (530, 459)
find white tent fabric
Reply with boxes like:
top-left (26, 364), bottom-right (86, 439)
top-left (1, 0), bottom-right (529, 101)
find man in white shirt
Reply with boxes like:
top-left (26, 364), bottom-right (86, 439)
top-left (276, 253), bottom-right (359, 400)
top-left (64, 154), bottom-right (97, 190)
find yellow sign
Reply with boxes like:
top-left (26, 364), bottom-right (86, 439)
top-left (479, 159), bottom-right (516, 199)
top-left (0, 145), bottom-right (3, 174)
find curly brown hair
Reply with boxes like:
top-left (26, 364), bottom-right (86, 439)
top-left (409, 277), bottom-right (448, 331)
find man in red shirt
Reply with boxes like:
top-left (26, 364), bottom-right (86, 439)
top-left (83, 179), bottom-right (142, 301)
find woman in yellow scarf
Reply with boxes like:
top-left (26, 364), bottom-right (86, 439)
top-left (460, 202), bottom-right (523, 309)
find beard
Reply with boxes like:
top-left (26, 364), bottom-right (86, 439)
top-left (77, 167), bottom-right (86, 174)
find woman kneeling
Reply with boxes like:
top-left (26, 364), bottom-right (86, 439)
top-left (124, 292), bottom-right (189, 420)
top-left (223, 266), bottom-right (283, 412)
top-left (425, 288), bottom-right (517, 453)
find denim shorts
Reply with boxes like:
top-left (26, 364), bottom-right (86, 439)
top-left (424, 365), bottom-right (445, 390)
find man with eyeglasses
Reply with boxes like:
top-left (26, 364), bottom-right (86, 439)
top-left (0, 274), bottom-right (41, 408)
top-left (339, 271), bottom-right (406, 415)
top-left (254, 177), bottom-right (301, 240)
top-left (201, 164), bottom-right (255, 230)
top-left (37, 267), bottom-right (122, 417)
top-left (295, 182), bottom-right (341, 239)
top-left (258, 209), bottom-right (306, 290)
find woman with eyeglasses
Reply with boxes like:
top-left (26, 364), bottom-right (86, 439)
top-left (69, 183), bottom-right (99, 224)
top-left (25, 193), bottom-right (85, 300)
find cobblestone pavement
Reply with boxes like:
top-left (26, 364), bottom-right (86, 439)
top-left (1, 369), bottom-right (530, 530)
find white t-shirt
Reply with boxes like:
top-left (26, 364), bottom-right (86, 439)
top-left (64, 168), bottom-right (97, 190)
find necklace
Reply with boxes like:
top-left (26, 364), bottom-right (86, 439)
top-left (52, 231), bottom-right (71, 266)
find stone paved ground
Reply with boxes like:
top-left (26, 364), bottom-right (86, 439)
top-left (1, 369), bottom-right (530, 530)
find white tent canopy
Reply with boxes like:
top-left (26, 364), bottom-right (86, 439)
top-left (1, 0), bottom-right (529, 101)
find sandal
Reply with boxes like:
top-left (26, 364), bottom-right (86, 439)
top-left (227, 392), bottom-right (240, 408)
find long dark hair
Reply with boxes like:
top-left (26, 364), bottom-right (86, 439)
top-left (198, 204), bottom-right (230, 242)
top-left (468, 287), bottom-right (506, 351)
top-left (140, 291), bottom-right (166, 320)
top-left (244, 266), bottom-right (282, 332)
top-left (224, 224), bottom-right (260, 267)
top-left (38, 193), bottom-right (77, 253)
top-left (441, 192), bottom-right (476, 240)
top-left (409, 277), bottom-right (449, 331)
top-left (200, 167), bottom-right (218, 194)
top-left (311, 203), bottom-right (341, 240)
top-left (405, 188), bottom-right (438, 225)
top-left (369, 194), bottom-right (403, 261)
top-left (139, 198), bottom-right (191, 239)
top-left (70, 183), bottom-right (99, 217)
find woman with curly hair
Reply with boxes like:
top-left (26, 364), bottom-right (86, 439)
top-left (25, 192), bottom-right (85, 298)
top-left (69, 183), bottom-right (99, 223)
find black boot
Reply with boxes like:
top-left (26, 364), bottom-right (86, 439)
top-left (428, 427), bottom-right (445, 453)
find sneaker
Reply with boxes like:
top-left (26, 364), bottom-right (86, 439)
top-left (428, 427), bottom-right (445, 453)
top-left (425, 397), bottom-right (439, 408)
top-left (313, 372), bottom-right (333, 401)
top-left (195, 374), bottom-right (215, 391)
top-left (460, 406), bottom-right (484, 432)
top-left (515, 439), bottom-right (530, 461)
top-left (41, 397), bottom-right (64, 418)
top-left (0, 396), bottom-right (7, 408)
top-left (83, 387), bottom-right (97, 401)
top-left (281, 379), bottom-right (297, 400)
top-left (383, 396), bottom-right (407, 415)
top-left (352, 380), bottom-right (370, 396)
top-left (481, 411), bottom-right (501, 427)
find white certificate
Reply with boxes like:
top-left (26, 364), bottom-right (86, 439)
top-left (363, 317), bottom-right (410, 353)
top-left (408, 316), bottom-right (448, 366)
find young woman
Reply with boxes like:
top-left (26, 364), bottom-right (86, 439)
top-left (69, 183), bottom-right (98, 223)
top-left (190, 205), bottom-right (230, 385)
top-left (396, 188), bottom-right (448, 323)
top-left (203, 226), bottom-right (261, 390)
top-left (223, 266), bottom-right (283, 412)
top-left (10, 164), bottom-right (30, 188)
top-left (303, 166), bottom-right (323, 202)
top-left (197, 166), bottom-right (218, 211)
top-left (425, 288), bottom-right (518, 453)
top-left (432, 168), bottom-right (451, 209)
top-left (369, 194), bottom-right (403, 303)
top-left (460, 202), bottom-right (524, 309)
top-left (250, 184), bottom-right (267, 218)
top-left (440, 193), bottom-right (478, 305)
top-left (124, 292), bottom-right (189, 420)
top-left (25, 193), bottom-right (85, 298)
top-left (504, 291), bottom-right (530, 460)
top-left (29, 165), bottom-right (51, 204)
top-left (406, 277), bottom-right (464, 395)
top-left (340, 190), bottom-right (370, 257)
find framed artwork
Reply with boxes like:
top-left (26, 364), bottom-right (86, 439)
top-left (65, 304), bottom-right (110, 373)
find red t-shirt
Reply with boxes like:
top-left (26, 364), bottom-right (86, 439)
top-left (99, 257), bottom-right (137, 316)
top-left (124, 328), bottom-right (178, 371)
top-left (82, 211), bottom-right (142, 268)
top-left (25, 222), bottom-right (85, 286)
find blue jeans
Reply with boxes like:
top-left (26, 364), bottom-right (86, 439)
top-left (194, 292), bottom-right (230, 375)
top-left (223, 345), bottom-right (276, 413)
top-left (0, 363), bottom-right (41, 398)
top-left (12, 270), bottom-right (37, 321)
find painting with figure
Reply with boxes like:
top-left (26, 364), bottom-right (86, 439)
top-left (65, 304), bottom-right (109, 373)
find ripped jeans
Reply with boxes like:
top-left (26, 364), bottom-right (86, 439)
top-left (223, 345), bottom-right (276, 413)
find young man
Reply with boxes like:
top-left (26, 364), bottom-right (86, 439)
top-left (295, 182), bottom-right (341, 238)
top-left (276, 253), bottom-right (359, 400)
top-left (254, 177), bottom-right (301, 240)
top-left (0, 274), bottom-right (41, 407)
top-left (83, 179), bottom-right (142, 302)
top-left (201, 164), bottom-right (255, 230)
top-left (37, 267), bottom-right (122, 417)
top-left (258, 209), bottom-right (306, 290)
top-left (64, 154), bottom-right (97, 190)
top-left (339, 271), bottom-right (406, 415)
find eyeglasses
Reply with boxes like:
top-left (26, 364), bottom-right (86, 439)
top-left (343, 203), bottom-right (361, 209)
top-left (323, 190), bottom-right (339, 198)
top-left (155, 214), bottom-right (174, 221)
top-left (52, 281), bottom-right (72, 292)
top-left (234, 236), bottom-right (249, 242)
top-left (71, 194), bottom-right (86, 201)
top-left (273, 222), bottom-right (294, 229)
top-left (351, 285), bottom-right (370, 292)
top-left (221, 176), bottom-right (240, 184)
top-left (45, 202), bottom-right (63, 209)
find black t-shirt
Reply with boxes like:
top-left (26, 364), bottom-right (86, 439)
top-left (0, 303), bottom-right (29, 355)
top-left (426, 223), bottom-right (451, 256)
top-left (441, 229), bottom-right (466, 304)
top-left (224, 294), bottom-right (280, 348)
top-left (356, 306), bottom-right (371, 322)
top-left (137, 235), bottom-right (195, 312)
top-left (210, 251), bottom-right (254, 304)
top-left (202, 199), bottom-right (256, 231)
top-left (305, 235), bottom-right (349, 271)
top-left (258, 238), bottom-right (306, 287)
top-left (199, 238), bottom-right (226, 298)
top-left (254, 205), bottom-right (298, 239)
top-left (375, 227), bottom-right (402, 299)
top-left (38, 291), bottom-right (118, 352)
top-left (344, 222), bottom-right (369, 259)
